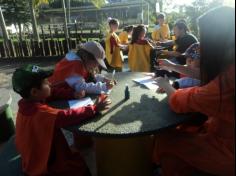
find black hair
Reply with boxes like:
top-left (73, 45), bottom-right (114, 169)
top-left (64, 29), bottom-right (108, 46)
top-left (198, 6), bottom-right (235, 85)
top-left (177, 19), bottom-right (187, 24)
top-left (157, 13), bottom-right (165, 20)
top-left (108, 18), bottom-right (119, 26)
top-left (174, 21), bottom-right (189, 33)
top-left (131, 25), bottom-right (146, 44)
top-left (198, 6), bottom-right (235, 110)
top-left (124, 25), bottom-right (134, 33)
top-left (19, 78), bottom-right (44, 99)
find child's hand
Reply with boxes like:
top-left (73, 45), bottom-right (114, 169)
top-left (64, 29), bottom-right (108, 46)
top-left (104, 78), bottom-right (117, 85)
top-left (74, 90), bottom-right (86, 99)
top-left (105, 79), bottom-right (117, 90)
top-left (106, 81), bottom-right (114, 90)
top-left (156, 87), bottom-right (166, 94)
top-left (155, 75), bottom-right (172, 92)
top-left (94, 94), bottom-right (112, 112)
top-left (158, 59), bottom-right (173, 71)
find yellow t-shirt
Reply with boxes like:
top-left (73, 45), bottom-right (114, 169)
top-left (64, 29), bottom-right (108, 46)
top-left (128, 41), bottom-right (153, 72)
top-left (105, 32), bottom-right (123, 68)
top-left (119, 31), bottom-right (129, 44)
top-left (152, 24), bottom-right (170, 41)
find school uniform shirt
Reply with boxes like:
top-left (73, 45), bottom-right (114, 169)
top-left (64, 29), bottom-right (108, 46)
top-left (119, 31), bottom-right (129, 45)
top-left (48, 51), bottom-right (108, 94)
top-left (151, 24), bottom-right (170, 41)
top-left (174, 33), bottom-right (198, 65)
top-left (128, 39), bottom-right (153, 72)
top-left (15, 87), bottom-right (98, 176)
top-left (105, 32), bottom-right (123, 68)
top-left (153, 64), bottom-right (235, 176)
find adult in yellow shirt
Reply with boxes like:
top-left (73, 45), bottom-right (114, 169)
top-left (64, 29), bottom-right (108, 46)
top-left (152, 13), bottom-right (170, 42)
top-left (105, 18), bottom-right (124, 72)
top-left (119, 25), bottom-right (134, 45)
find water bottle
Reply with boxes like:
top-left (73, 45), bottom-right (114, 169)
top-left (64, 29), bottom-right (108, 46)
top-left (124, 84), bottom-right (130, 100)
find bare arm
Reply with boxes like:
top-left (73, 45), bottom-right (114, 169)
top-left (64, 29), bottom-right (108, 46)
top-left (161, 50), bottom-right (182, 57)
top-left (158, 59), bottom-right (200, 79)
top-left (170, 64), bottom-right (200, 79)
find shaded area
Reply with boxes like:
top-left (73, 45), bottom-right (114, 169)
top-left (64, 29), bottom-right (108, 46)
top-left (0, 136), bottom-right (23, 176)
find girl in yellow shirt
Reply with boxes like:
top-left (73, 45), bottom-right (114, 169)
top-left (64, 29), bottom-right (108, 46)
top-left (105, 18), bottom-right (124, 72)
top-left (119, 25), bottom-right (134, 45)
top-left (152, 13), bottom-right (170, 42)
top-left (128, 25), bottom-right (154, 72)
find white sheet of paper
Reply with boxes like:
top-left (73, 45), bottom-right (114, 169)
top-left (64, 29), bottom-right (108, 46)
top-left (142, 81), bottom-right (159, 90)
top-left (62, 98), bottom-right (93, 147)
top-left (133, 76), bottom-right (159, 90)
top-left (68, 97), bottom-right (94, 109)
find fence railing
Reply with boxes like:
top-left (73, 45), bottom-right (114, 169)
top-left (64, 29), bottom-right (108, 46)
top-left (0, 24), bottom-right (104, 59)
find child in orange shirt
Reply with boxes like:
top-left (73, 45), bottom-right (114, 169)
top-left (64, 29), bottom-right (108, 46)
top-left (13, 64), bottom-right (111, 176)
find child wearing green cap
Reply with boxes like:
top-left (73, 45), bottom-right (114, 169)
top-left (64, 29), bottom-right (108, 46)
top-left (12, 64), bottom-right (111, 176)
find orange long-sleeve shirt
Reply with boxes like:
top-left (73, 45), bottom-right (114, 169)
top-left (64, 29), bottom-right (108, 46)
top-left (15, 87), bottom-right (98, 176)
top-left (169, 65), bottom-right (235, 150)
top-left (153, 65), bottom-right (235, 176)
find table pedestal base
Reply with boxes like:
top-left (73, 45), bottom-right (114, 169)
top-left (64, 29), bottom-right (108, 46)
top-left (94, 136), bottom-right (153, 176)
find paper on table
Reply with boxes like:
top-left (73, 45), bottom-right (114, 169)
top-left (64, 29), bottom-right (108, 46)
top-left (63, 98), bottom-right (94, 147)
top-left (133, 76), bottom-right (159, 90)
top-left (68, 97), bottom-right (94, 109)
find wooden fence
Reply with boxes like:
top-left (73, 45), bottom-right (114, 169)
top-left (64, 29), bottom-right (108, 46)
top-left (0, 23), bottom-right (153, 59)
top-left (0, 24), bottom-right (104, 59)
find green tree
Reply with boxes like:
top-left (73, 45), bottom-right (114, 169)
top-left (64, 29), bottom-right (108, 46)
top-left (0, 0), bottom-right (31, 42)
top-left (29, 0), bottom-right (54, 41)
top-left (32, 0), bottom-right (106, 42)
top-left (183, 0), bottom-right (223, 36)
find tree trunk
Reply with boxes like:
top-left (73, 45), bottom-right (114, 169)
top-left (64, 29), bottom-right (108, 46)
top-left (29, 0), bottom-right (40, 41)
top-left (158, 0), bottom-right (163, 12)
top-left (67, 0), bottom-right (71, 23)
top-left (62, 0), bottom-right (70, 51)
top-left (18, 22), bottom-right (24, 57)
top-left (0, 7), bottom-right (9, 41)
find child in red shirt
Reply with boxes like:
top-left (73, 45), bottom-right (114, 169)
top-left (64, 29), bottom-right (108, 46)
top-left (12, 64), bottom-right (111, 176)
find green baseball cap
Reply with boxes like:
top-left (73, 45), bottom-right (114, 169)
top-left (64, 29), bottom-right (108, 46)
top-left (12, 64), bottom-right (53, 94)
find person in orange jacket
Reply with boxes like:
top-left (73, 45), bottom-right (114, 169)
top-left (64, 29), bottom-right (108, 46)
top-left (153, 6), bottom-right (235, 176)
top-left (13, 64), bottom-right (111, 176)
